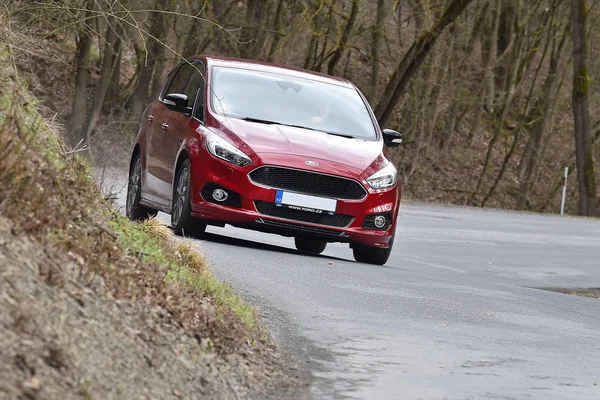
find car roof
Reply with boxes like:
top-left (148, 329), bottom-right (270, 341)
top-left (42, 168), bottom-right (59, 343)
top-left (194, 54), bottom-right (355, 89)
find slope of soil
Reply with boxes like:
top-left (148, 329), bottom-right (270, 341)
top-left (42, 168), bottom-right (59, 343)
top-left (0, 47), bottom-right (305, 399)
top-left (1, 215), bottom-right (246, 399)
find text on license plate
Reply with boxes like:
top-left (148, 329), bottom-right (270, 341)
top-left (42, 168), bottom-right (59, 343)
top-left (275, 190), bottom-right (337, 214)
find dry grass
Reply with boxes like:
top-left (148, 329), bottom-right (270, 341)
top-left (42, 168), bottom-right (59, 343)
top-left (110, 214), bottom-right (259, 331)
top-left (0, 41), bottom-right (260, 341)
top-left (172, 240), bottom-right (209, 275)
top-left (141, 216), bottom-right (173, 242)
top-left (0, 44), bottom-right (298, 399)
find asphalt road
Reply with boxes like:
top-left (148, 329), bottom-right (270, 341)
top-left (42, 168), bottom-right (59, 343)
top-left (104, 169), bottom-right (600, 400)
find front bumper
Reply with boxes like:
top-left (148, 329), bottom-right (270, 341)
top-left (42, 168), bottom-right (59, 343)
top-left (188, 152), bottom-right (400, 247)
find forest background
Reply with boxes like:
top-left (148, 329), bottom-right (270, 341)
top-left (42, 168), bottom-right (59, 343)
top-left (4, 0), bottom-right (600, 217)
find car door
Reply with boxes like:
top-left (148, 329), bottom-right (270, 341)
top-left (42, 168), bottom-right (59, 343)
top-left (147, 61), bottom-right (194, 204)
top-left (145, 63), bottom-right (183, 200)
top-left (161, 60), bottom-right (206, 205)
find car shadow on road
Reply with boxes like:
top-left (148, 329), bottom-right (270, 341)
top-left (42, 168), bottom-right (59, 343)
top-left (189, 231), bottom-right (350, 263)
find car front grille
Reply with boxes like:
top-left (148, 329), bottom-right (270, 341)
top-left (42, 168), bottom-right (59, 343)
top-left (254, 201), bottom-right (354, 228)
top-left (248, 166), bottom-right (367, 200)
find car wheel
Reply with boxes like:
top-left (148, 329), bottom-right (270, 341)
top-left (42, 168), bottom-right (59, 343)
top-left (171, 158), bottom-right (206, 238)
top-left (352, 235), bottom-right (395, 265)
top-left (294, 237), bottom-right (327, 254)
top-left (126, 154), bottom-right (158, 221)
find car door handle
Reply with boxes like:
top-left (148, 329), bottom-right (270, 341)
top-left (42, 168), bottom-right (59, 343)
top-left (161, 122), bottom-right (169, 130)
top-left (147, 114), bottom-right (154, 123)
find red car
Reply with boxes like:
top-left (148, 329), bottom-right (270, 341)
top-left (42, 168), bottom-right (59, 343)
top-left (126, 55), bottom-right (403, 265)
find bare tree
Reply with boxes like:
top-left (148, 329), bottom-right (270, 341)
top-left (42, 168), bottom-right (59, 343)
top-left (368, 0), bottom-right (386, 103)
top-left (127, 0), bottom-right (170, 116)
top-left (67, 1), bottom-right (93, 149)
top-left (12, 0), bottom-right (600, 216)
top-left (373, 0), bottom-right (474, 128)
top-left (327, 0), bottom-right (359, 75)
top-left (86, 18), bottom-right (120, 140)
top-left (570, 0), bottom-right (597, 216)
top-left (516, 13), bottom-right (570, 210)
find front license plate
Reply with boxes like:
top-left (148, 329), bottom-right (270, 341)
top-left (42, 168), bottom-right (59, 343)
top-left (275, 190), bottom-right (337, 214)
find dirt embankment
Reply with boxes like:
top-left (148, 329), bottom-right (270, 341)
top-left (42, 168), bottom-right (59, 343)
top-left (1, 215), bottom-right (250, 399)
top-left (0, 49), bottom-right (306, 399)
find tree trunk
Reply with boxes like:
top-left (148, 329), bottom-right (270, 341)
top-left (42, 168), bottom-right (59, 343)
top-left (149, 2), bottom-right (171, 104)
top-left (484, 2), bottom-right (500, 113)
top-left (239, 0), bottom-right (272, 59)
top-left (327, 0), bottom-right (359, 76)
top-left (311, 0), bottom-right (337, 72)
top-left (497, 0), bottom-right (516, 58)
top-left (183, 21), bottom-right (200, 58)
top-left (516, 17), bottom-right (569, 210)
top-left (86, 21), bottom-right (118, 141)
top-left (570, 0), bottom-right (597, 216)
top-left (304, 34), bottom-right (318, 70)
top-left (303, 1), bottom-right (322, 69)
top-left (469, 8), bottom-right (527, 206)
top-left (494, 0), bottom-right (519, 106)
top-left (179, 0), bottom-right (218, 58)
top-left (239, 0), bottom-right (258, 59)
top-left (67, 14), bottom-right (93, 149)
top-left (425, 32), bottom-right (454, 145)
top-left (196, 0), bottom-right (234, 55)
top-left (481, 131), bottom-right (520, 207)
top-left (373, 0), bottom-right (474, 128)
top-left (466, 2), bottom-right (497, 145)
top-left (441, 101), bottom-right (459, 151)
top-left (106, 36), bottom-right (122, 109)
top-left (267, 0), bottom-right (286, 62)
top-left (453, 0), bottom-right (487, 143)
top-left (368, 0), bottom-right (386, 103)
top-left (127, 0), bottom-right (169, 116)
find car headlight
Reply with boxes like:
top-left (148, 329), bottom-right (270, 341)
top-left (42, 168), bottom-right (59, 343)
top-left (366, 162), bottom-right (397, 189)
top-left (206, 132), bottom-right (252, 167)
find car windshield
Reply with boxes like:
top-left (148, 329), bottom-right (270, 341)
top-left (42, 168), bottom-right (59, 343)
top-left (209, 66), bottom-right (377, 140)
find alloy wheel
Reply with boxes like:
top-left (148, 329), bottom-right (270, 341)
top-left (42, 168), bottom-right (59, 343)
top-left (126, 157), bottom-right (142, 215)
top-left (172, 165), bottom-right (189, 226)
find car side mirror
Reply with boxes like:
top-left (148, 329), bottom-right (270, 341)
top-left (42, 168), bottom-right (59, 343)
top-left (382, 129), bottom-right (403, 148)
top-left (164, 93), bottom-right (188, 113)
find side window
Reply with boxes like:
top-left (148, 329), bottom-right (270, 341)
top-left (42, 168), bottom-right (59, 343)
top-left (164, 62), bottom-right (194, 97)
top-left (158, 65), bottom-right (182, 101)
top-left (181, 62), bottom-right (206, 120)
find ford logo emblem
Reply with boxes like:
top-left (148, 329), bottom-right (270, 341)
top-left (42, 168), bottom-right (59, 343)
top-left (305, 160), bottom-right (318, 166)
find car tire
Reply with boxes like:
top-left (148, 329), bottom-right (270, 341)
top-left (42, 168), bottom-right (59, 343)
top-left (126, 154), bottom-right (159, 221)
top-left (171, 158), bottom-right (206, 238)
top-left (352, 234), bottom-right (395, 265)
top-left (294, 237), bottom-right (327, 254)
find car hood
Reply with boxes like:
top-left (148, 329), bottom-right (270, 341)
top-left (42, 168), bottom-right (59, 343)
top-left (217, 118), bottom-right (384, 171)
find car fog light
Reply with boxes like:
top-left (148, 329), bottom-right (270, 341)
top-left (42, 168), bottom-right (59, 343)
top-left (212, 188), bottom-right (228, 202)
top-left (374, 215), bottom-right (386, 228)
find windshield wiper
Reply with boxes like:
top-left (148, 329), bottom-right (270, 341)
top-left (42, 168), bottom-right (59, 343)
top-left (237, 116), bottom-right (355, 139)
top-left (321, 130), bottom-right (354, 139)
top-left (238, 116), bottom-right (279, 125)
top-left (275, 123), bottom-right (355, 139)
